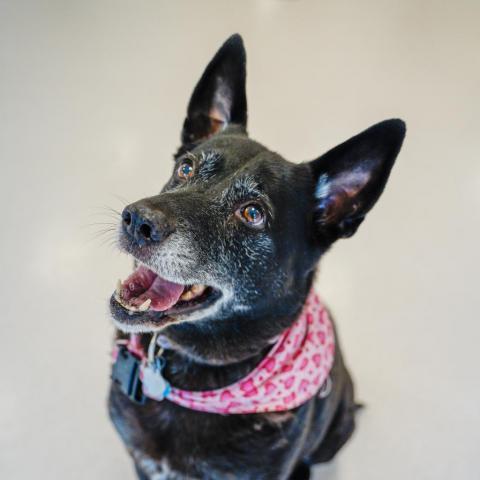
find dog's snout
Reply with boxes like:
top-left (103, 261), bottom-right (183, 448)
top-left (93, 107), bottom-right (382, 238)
top-left (121, 205), bottom-right (174, 246)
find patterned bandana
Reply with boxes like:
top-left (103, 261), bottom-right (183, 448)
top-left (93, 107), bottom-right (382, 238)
top-left (114, 290), bottom-right (335, 414)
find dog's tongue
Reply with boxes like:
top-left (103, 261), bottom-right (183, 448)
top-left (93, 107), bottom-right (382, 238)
top-left (121, 266), bottom-right (184, 311)
top-left (145, 275), bottom-right (184, 311)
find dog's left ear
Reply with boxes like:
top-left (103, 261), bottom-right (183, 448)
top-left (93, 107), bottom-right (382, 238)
top-left (310, 119), bottom-right (406, 240)
top-left (181, 34), bottom-right (247, 145)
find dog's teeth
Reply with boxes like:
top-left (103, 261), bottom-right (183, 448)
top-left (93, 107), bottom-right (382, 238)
top-left (116, 294), bottom-right (140, 312)
top-left (116, 280), bottom-right (123, 297)
top-left (180, 290), bottom-right (194, 301)
top-left (191, 284), bottom-right (206, 295)
top-left (180, 284), bottom-right (206, 301)
top-left (138, 298), bottom-right (151, 311)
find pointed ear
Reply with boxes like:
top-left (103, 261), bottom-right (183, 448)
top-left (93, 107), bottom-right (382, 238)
top-left (181, 34), bottom-right (247, 145)
top-left (310, 119), bottom-right (406, 240)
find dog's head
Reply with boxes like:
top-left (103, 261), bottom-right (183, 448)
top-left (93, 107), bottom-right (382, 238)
top-left (110, 35), bottom-right (405, 362)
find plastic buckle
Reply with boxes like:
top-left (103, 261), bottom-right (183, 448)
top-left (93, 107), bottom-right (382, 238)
top-left (111, 345), bottom-right (146, 404)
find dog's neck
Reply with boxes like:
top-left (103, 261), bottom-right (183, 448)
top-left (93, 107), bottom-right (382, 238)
top-left (161, 275), bottom-right (316, 366)
top-left (166, 312), bottom-right (297, 361)
top-left (121, 307), bottom-right (306, 392)
top-left (161, 341), bottom-right (273, 391)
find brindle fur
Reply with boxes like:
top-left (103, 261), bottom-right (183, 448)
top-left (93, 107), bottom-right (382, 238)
top-left (108, 34), bottom-right (405, 479)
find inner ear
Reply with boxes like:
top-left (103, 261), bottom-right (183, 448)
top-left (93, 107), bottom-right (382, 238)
top-left (181, 34), bottom-right (247, 145)
top-left (315, 167), bottom-right (372, 225)
top-left (210, 79), bottom-right (233, 123)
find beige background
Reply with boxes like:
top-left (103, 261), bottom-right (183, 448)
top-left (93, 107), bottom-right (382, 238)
top-left (1, 1), bottom-right (479, 479)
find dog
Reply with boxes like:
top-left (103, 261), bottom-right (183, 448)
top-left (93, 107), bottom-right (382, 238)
top-left (108, 34), bottom-right (406, 480)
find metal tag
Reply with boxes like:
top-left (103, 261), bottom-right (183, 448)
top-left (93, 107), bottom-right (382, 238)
top-left (141, 358), bottom-right (171, 401)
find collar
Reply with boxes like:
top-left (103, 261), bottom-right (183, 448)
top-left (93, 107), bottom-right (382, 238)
top-left (111, 290), bottom-right (335, 414)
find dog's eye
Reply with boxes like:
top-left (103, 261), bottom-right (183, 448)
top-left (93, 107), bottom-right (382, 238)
top-left (177, 161), bottom-right (194, 180)
top-left (236, 203), bottom-right (265, 228)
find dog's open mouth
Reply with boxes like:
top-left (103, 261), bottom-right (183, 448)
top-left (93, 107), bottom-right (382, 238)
top-left (111, 265), bottom-right (220, 329)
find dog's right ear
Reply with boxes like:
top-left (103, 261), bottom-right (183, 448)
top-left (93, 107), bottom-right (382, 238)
top-left (181, 34), bottom-right (247, 145)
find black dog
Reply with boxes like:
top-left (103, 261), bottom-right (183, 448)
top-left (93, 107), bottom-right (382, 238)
top-left (108, 34), bottom-right (405, 479)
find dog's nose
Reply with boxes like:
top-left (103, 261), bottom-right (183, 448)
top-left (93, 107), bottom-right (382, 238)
top-left (121, 205), bottom-right (174, 246)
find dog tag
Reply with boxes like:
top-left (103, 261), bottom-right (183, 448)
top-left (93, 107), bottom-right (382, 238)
top-left (141, 359), bottom-right (171, 401)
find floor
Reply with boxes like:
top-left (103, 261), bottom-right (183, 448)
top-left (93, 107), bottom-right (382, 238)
top-left (1, 1), bottom-right (479, 479)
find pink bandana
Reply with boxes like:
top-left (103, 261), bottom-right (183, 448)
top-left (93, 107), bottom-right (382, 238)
top-left (116, 291), bottom-right (335, 414)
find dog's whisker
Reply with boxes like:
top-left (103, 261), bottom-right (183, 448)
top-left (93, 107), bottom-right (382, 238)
top-left (86, 227), bottom-right (118, 244)
top-left (81, 222), bottom-right (117, 229)
top-left (89, 205), bottom-right (122, 217)
top-left (100, 236), bottom-right (120, 249)
top-left (110, 193), bottom-right (130, 205)
top-left (94, 232), bottom-right (117, 241)
top-left (87, 210), bottom-right (120, 217)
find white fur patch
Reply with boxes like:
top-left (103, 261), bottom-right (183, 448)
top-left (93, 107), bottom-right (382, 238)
top-left (314, 173), bottom-right (330, 200)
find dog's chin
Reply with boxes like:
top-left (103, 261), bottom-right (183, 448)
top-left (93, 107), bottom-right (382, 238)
top-left (110, 292), bottom-right (222, 333)
top-left (109, 262), bottom-right (223, 333)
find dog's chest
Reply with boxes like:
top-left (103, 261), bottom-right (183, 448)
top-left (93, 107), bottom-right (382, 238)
top-left (108, 384), bottom-right (311, 479)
